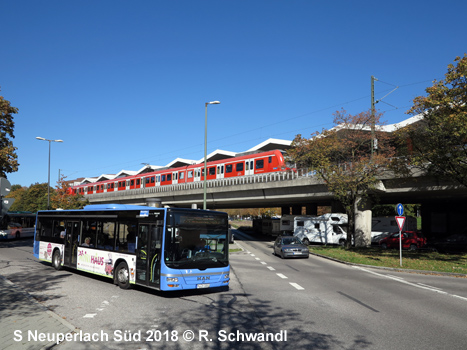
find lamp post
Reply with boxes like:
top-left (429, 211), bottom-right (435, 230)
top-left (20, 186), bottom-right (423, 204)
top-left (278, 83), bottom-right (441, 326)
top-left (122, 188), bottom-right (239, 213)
top-left (203, 101), bottom-right (220, 210)
top-left (36, 137), bottom-right (63, 210)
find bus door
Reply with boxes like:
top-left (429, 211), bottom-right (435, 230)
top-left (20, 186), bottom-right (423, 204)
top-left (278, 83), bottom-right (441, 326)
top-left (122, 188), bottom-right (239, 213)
top-left (135, 223), bottom-right (162, 287)
top-left (64, 221), bottom-right (80, 268)
top-left (217, 165), bottom-right (224, 179)
top-left (245, 159), bottom-right (254, 175)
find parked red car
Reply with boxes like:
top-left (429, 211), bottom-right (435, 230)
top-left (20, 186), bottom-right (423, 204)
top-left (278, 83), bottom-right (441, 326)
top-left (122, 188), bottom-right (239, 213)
top-left (379, 231), bottom-right (427, 250)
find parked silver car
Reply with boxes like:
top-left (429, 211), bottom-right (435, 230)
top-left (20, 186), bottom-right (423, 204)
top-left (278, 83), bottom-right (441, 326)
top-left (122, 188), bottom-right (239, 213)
top-left (273, 236), bottom-right (309, 259)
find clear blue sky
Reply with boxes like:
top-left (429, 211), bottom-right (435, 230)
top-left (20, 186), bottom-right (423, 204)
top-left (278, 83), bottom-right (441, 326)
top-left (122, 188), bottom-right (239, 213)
top-left (2, 0), bottom-right (466, 187)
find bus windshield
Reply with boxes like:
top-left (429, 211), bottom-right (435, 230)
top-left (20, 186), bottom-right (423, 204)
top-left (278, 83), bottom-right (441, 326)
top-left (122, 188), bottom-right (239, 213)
top-left (165, 211), bottom-right (229, 269)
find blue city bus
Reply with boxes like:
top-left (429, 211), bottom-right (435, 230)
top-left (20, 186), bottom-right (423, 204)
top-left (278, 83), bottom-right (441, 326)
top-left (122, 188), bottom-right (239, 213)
top-left (33, 204), bottom-right (230, 291)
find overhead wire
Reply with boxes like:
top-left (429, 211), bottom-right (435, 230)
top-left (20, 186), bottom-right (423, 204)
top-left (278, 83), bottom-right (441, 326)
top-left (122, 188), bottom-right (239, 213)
top-left (68, 78), bottom-right (441, 177)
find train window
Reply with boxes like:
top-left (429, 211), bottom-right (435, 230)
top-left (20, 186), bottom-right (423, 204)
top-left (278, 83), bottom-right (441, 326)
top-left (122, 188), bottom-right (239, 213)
top-left (145, 177), bottom-right (150, 184)
top-left (130, 180), bottom-right (134, 186)
top-left (256, 160), bottom-right (264, 169)
top-left (173, 173), bottom-right (177, 181)
top-left (236, 163), bottom-right (244, 171)
top-left (188, 171), bottom-right (193, 178)
top-left (209, 167), bottom-right (216, 176)
top-left (151, 176), bottom-right (155, 183)
top-left (167, 174), bottom-right (172, 181)
top-left (269, 156), bottom-right (272, 163)
top-left (136, 179), bottom-right (140, 186)
top-left (226, 164), bottom-right (233, 173)
top-left (179, 172), bottom-right (184, 180)
top-left (161, 175), bottom-right (166, 182)
top-left (156, 175), bottom-right (160, 183)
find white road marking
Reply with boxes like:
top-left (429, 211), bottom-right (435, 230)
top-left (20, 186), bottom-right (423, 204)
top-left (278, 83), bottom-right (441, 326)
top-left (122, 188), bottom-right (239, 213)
top-left (260, 261), bottom-right (267, 265)
top-left (417, 283), bottom-right (443, 290)
top-left (353, 266), bottom-right (467, 302)
top-left (267, 266), bottom-right (276, 271)
top-left (290, 283), bottom-right (305, 290)
top-left (276, 273), bottom-right (288, 279)
top-left (83, 314), bottom-right (97, 318)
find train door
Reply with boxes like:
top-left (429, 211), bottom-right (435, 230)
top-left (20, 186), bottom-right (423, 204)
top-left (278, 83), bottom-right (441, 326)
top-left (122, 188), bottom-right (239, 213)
top-left (245, 159), bottom-right (254, 175)
top-left (172, 171), bottom-right (178, 184)
top-left (217, 164), bottom-right (224, 179)
top-left (194, 167), bottom-right (201, 182)
top-left (135, 223), bottom-right (162, 288)
top-left (64, 221), bottom-right (80, 268)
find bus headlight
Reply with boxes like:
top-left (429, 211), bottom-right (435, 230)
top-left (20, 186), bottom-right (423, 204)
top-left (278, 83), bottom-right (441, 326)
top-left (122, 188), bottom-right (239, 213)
top-left (167, 277), bottom-right (179, 282)
top-left (224, 273), bottom-right (230, 279)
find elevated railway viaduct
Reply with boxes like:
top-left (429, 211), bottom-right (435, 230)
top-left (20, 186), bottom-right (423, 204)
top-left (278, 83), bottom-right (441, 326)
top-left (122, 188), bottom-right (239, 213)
top-left (84, 168), bottom-right (467, 241)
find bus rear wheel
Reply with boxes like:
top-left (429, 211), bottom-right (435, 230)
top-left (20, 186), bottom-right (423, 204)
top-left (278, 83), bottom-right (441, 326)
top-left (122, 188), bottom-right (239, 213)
top-left (52, 250), bottom-right (62, 270)
top-left (115, 262), bottom-right (131, 289)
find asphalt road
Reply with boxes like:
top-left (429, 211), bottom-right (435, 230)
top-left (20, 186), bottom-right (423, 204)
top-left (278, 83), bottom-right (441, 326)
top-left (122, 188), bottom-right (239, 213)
top-left (1, 233), bottom-right (466, 350)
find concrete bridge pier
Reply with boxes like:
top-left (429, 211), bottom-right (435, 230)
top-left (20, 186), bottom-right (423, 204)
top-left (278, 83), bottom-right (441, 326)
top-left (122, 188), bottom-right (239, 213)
top-left (354, 197), bottom-right (372, 247)
top-left (146, 198), bottom-right (162, 208)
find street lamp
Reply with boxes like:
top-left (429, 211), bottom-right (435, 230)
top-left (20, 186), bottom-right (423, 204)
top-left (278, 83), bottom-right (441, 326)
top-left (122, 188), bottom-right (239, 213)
top-left (203, 101), bottom-right (220, 210)
top-left (36, 137), bottom-right (64, 210)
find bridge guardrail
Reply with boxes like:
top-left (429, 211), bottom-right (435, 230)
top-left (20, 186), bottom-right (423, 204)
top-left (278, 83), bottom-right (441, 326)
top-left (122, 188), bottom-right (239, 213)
top-left (85, 169), bottom-right (315, 199)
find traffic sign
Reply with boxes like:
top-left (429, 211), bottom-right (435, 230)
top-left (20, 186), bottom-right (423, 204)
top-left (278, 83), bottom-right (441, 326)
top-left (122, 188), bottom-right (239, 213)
top-left (396, 203), bottom-right (404, 216)
top-left (2, 198), bottom-right (15, 214)
top-left (395, 216), bottom-right (406, 232)
top-left (0, 178), bottom-right (12, 197)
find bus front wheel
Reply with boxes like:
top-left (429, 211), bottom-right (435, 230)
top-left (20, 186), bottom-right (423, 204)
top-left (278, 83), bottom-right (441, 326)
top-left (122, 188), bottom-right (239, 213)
top-left (115, 262), bottom-right (131, 290)
top-left (52, 250), bottom-right (62, 270)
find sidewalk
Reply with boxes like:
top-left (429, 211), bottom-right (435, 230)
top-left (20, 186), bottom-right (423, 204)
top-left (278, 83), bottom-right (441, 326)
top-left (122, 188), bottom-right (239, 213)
top-left (0, 275), bottom-right (76, 350)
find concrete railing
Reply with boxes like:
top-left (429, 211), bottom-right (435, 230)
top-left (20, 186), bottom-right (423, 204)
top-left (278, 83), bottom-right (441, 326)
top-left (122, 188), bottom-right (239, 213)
top-left (85, 169), bottom-right (315, 200)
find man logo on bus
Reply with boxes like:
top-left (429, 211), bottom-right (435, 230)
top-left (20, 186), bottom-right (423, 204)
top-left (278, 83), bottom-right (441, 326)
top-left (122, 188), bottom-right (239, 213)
top-left (197, 276), bottom-right (210, 281)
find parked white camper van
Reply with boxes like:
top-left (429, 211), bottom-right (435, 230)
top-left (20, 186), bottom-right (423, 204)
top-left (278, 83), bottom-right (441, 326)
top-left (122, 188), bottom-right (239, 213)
top-left (293, 213), bottom-right (348, 246)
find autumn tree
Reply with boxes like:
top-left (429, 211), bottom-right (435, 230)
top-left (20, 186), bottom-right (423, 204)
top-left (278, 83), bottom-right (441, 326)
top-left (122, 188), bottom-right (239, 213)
top-left (9, 183), bottom-right (49, 212)
top-left (50, 176), bottom-right (89, 210)
top-left (7, 185), bottom-right (27, 212)
top-left (397, 54), bottom-right (467, 186)
top-left (288, 109), bottom-right (396, 247)
top-left (0, 89), bottom-right (19, 178)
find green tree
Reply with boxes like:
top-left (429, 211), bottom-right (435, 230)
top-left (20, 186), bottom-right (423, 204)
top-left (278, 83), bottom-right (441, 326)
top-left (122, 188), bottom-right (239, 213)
top-left (288, 109), bottom-right (396, 247)
top-left (7, 185), bottom-right (28, 212)
top-left (50, 176), bottom-right (89, 209)
top-left (0, 89), bottom-right (19, 178)
top-left (398, 54), bottom-right (467, 186)
top-left (15, 183), bottom-right (49, 212)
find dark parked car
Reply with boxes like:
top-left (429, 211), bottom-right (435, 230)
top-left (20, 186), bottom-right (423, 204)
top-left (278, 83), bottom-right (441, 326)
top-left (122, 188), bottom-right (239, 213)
top-left (379, 231), bottom-right (427, 250)
top-left (429, 234), bottom-right (467, 254)
top-left (273, 236), bottom-right (309, 259)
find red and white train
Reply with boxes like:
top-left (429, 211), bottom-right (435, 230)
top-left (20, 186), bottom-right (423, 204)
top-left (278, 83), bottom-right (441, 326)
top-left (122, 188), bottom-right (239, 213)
top-left (70, 150), bottom-right (289, 196)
